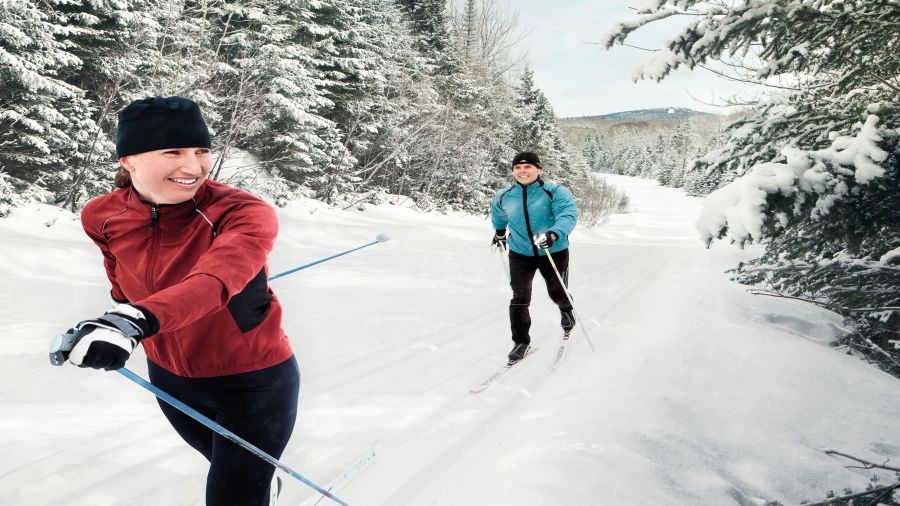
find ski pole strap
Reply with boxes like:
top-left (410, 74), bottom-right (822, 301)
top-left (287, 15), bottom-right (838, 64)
top-left (116, 368), bottom-right (352, 506)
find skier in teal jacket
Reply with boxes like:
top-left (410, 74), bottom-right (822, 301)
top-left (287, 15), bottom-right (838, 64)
top-left (490, 151), bottom-right (578, 362)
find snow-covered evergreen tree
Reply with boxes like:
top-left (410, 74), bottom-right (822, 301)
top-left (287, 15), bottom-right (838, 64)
top-left (1, 0), bottom-right (596, 220)
top-left (569, 116), bottom-right (729, 191)
top-left (605, 0), bottom-right (900, 373)
top-left (0, 0), bottom-right (98, 209)
top-left (47, 0), bottom-right (172, 209)
top-left (396, 0), bottom-right (452, 60)
top-left (510, 68), bottom-right (571, 174)
top-left (222, 0), bottom-right (335, 196)
top-left (0, 170), bottom-right (27, 218)
top-left (384, 0), bottom-right (512, 211)
top-left (299, 0), bottom-right (431, 203)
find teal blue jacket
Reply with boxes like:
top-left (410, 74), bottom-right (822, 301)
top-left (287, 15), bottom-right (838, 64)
top-left (490, 178), bottom-right (578, 256)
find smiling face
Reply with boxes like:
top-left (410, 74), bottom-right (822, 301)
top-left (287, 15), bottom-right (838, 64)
top-left (512, 163), bottom-right (542, 185)
top-left (120, 147), bottom-right (212, 204)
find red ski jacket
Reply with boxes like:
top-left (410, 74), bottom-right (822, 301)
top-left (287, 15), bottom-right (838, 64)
top-left (81, 179), bottom-right (293, 378)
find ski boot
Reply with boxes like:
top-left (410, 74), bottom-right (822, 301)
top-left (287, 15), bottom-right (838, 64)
top-left (508, 343), bottom-right (531, 364)
top-left (561, 309), bottom-right (576, 333)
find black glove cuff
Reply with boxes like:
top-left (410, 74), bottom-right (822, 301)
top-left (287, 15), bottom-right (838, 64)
top-left (131, 304), bottom-right (160, 338)
top-left (495, 229), bottom-right (506, 237)
top-left (96, 305), bottom-right (160, 341)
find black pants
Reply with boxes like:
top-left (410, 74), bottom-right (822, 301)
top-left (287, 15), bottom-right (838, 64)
top-left (148, 356), bottom-right (300, 506)
top-left (508, 249), bottom-right (572, 344)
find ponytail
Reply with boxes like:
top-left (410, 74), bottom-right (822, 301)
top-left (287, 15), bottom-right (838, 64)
top-left (115, 168), bottom-right (132, 188)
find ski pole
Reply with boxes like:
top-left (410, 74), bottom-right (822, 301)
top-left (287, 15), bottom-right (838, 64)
top-left (116, 369), bottom-right (352, 506)
top-left (543, 248), bottom-right (596, 352)
top-left (48, 339), bottom-right (352, 506)
top-left (268, 234), bottom-right (390, 281)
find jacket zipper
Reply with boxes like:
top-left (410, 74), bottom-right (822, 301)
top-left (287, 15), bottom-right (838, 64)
top-left (146, 204), bottom-right (161, 292)
top-left (520, 183), bottom-right (538, 256)
top-left (146, 203), bottom-right (191, 375)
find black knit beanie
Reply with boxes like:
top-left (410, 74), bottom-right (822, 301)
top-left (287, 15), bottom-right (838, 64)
top-left (512, 151), bottom-right (541, 169)
top-left (116, 96), bottom-right (211, 157)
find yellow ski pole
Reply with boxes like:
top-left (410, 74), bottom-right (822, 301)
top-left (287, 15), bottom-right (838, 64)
top-left (544, 248), bottom-right (596, 352)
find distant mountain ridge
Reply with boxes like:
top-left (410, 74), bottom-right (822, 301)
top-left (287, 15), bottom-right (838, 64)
top-left (564, 107), bottom-right (710, 123)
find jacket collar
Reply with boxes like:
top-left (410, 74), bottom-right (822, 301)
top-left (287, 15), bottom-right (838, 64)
top-left (128, 179), bottom-right (211, 219)
top-left (516, 176), bottom-right (544, 189)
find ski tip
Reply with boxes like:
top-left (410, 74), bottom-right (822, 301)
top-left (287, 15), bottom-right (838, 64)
top-left (376, 233), bottom-right (390, 242)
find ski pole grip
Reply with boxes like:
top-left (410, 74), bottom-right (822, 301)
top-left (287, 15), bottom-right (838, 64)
top-left (49, 331), bottom-right (79, 366)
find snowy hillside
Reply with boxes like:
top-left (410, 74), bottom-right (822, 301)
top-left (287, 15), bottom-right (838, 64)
top-left (1, 175), bottom-right (898, 506)
top-left (563, 107), bottom-right (711, 123)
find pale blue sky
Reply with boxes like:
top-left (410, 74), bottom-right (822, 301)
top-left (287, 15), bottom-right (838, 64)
top-left (485, 0), bottom-right (761, 117)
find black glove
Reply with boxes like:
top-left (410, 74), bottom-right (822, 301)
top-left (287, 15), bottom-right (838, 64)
top-left (532, 232), bottom-right (558, 249)
top-left (67, 304), bottom-right (158, 371)
top-left (491, 230), bottom-right (508, 250)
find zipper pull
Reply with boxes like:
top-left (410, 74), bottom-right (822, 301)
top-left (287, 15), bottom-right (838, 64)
top-left (150, 204), bottom-right (159, 229)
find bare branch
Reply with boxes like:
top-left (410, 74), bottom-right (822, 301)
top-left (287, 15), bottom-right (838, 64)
top-left (865, 69), bottom-right (900, 94)
top-left (824, 449), bottom-right (900, 473)
top-left (696, 63), bottom-right (801, 91)
top-left (685, 89), bottom-right (759, 109)
top-left (863, 338), bottom-right (900, 369)
top-left (748, 289), bottom-right (900, 313)
top-left (623, 43), bottom-right (661, 52)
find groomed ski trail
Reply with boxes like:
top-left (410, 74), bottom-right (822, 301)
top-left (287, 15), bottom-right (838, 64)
top-left (324, 181), bottom-right (695, 506)
top-left (4, 176), bottom-right (900, 506)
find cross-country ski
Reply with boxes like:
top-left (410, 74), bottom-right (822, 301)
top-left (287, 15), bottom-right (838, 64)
top-left (550, 330), bottom-right (573, 370)
top-left (301, 446), bottom-right (379, 506)
top-left (470, 347), bottom-right (539, 394)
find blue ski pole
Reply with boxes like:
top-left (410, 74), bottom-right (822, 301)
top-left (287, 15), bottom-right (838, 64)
top-left (269, 233), bottom-right (390, 281)
top-left (117, 369), bottom-right (351, 506)
top-left (48, 337), bottom-right (352, 506)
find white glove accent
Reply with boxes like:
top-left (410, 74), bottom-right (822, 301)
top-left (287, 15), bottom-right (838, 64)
top-left (110, 303), bottom-right (147, 322)
top-left (68, 327), bottom-right (137, 367)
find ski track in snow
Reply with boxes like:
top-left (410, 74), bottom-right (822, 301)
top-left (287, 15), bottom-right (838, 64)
top-left (1, 175), bottom-right (899, 506)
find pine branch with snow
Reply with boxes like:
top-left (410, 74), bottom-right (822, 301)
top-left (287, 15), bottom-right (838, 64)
top-left (605, 0), bottom-right (900, 376)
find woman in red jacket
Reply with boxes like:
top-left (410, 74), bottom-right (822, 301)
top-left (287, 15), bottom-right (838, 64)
top-left (61, 96), bottom-right (298, 506)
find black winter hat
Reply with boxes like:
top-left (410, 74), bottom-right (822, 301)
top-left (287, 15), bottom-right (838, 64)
top-left (511, 151), bottom-right (541, 169)
top-left (116, 96), bottom-right (212, 157)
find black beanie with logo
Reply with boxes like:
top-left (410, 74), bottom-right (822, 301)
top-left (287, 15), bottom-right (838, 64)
top-left (116, 96), bottom-right (212, 158)
top-left (511, 151), bottom-right (541, 169)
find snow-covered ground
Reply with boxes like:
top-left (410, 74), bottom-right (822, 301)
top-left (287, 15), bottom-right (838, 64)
top-left (1, 175), bottom-right (898, 506)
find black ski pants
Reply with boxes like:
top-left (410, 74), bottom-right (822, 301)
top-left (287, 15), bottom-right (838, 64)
top-left (148, 356), bottom-right (300, 506)
top-left (508, 249), bottom-right (572, 345)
